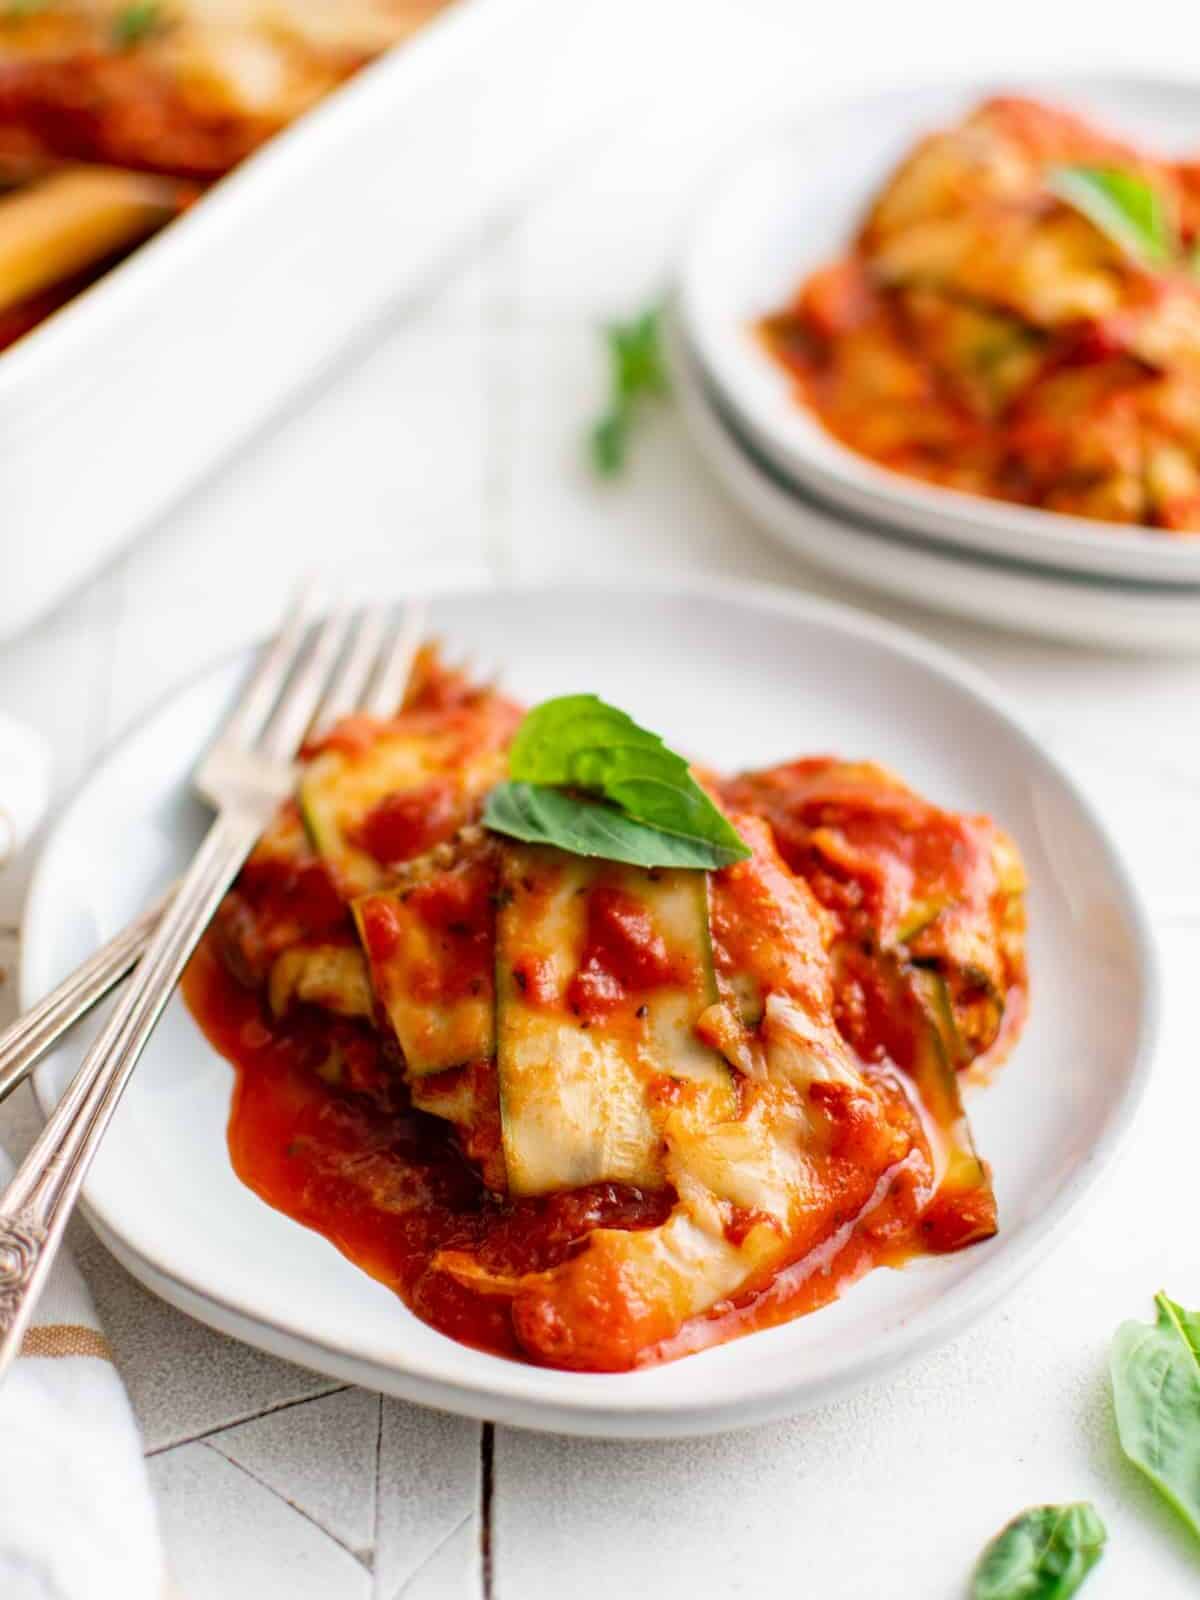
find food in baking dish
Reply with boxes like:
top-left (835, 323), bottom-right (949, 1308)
top-left (0, 1), bottom-right (452, 350)
top-left (761, 96), bottom-right (1200, 533)
top-left (182, 644), bottom-right (1027, 1371)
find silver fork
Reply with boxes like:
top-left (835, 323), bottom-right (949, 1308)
top-left (0, 592), bottom-right (425, 1379)
top-left (0, 601), bottom-right (425, 1107)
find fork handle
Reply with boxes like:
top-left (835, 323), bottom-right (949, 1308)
top-left (0, 893), bottom-right (167, 1106)
top-left (0, 812), bottom-right (258, 1376)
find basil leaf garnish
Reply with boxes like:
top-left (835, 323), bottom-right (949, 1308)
top-left (1111, 1291), bottom-right (1200, 1542)
top-left (588, 306), bottom-right (668, 476)
top-left (501, 693), bottom-right (749, 866)
top-left (110, 0), bottom-right (166, 46)
top-left (1048, 165), bottom-right (1173, 267)
top-left (484, 781), bottom-right (742, 869)
top-left (972, 1504), bottom-right (1107, 1600)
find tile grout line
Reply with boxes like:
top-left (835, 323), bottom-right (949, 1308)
top-left (479, 1422), bottom-right (495, 1600)
top-left (144, 1383), bottom-right (350, 1456)
top-left (199, 1437), bottom-right (370, 1569)
top-left (392, 1511), bottom-right (473, 1600)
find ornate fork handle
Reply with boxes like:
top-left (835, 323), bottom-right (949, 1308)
top-left (0, 812), bottom-right (259, 1373)
top-left (0, 894), bottom-right (165, 1106)
top-left (0, 1210), bottom-right (46, 1323)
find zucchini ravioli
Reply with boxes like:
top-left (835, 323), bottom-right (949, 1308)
top-left (762, 96), bottom-right (1200, 532)
top-left (182, 647), bottom-right (1027, 1371)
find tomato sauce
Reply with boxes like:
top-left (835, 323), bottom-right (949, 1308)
top-left (183, 936), bottom-right (956, 1369)
top-left (649, 1146), bottom-right (929, 1365)
top-left (184, 939), bottom-right (674, 1363)
top-left (182, 735), bottom-right (1024, 1371)
top-left (725, 759), bottom-right (994, 946)
top-left (353, 781), bottom-right (462, 866)
top-left (566, 884), bottom-right (678, 1022)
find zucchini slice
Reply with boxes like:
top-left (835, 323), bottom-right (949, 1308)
top-left (352, 857), bottom-right (495, 1078)
top-left (894, 897), bottom-right (948, 945)
top-left (300, 726), bottom-right (506, 894)
top-left (267, 944), bottom-right (373, 1021)
top-left (495, 844), bottom-right (734, 1197)
top-left (727, 971), bottom-right (765, 1029)
top-left (905, 966), bottom-right (997, 1247)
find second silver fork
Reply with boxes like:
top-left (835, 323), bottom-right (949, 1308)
top-left (0, 593), bottom-right (424, 1377)
top-left (0, 601), bottom-right (424, 1105)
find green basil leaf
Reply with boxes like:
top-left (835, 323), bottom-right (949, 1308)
top-left (507, 694), bottom-right (750, 864)
top-left (1111, 1291), bottom-right (1200, 1542)
top-left (1048, 165), bottom-right (1173, 267)
top-left (590, 410), bottom-right (629, 476)
top-left (587, 304), bottom-right (668, 477)
top-left (611, 306), bottom-right (668, 403)
top-left (972, 1504), bottom-right (1107, 1600)
top-left (111, 0), bottom-right (167, 46)
top-left (483, 781), bottom-right (742, 869)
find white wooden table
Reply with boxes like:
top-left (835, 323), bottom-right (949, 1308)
top-left (3, 3), bottom-right (1200, 1592)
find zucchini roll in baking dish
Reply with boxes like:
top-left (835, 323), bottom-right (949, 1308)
top-left (182, 644), bottom-right (1027, 1372)
top-left (0, 0), bottom-right (452, 348)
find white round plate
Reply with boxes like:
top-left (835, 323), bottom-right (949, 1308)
top-left (668, 308), bottom-right (1200, 652)
top-left (22, 582), bottom-right (1157, 1437)
top-left (678, 76), bottom-right (1200, 588)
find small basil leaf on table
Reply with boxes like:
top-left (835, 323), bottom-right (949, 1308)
top-left (588, 305), bottom-right (668, 476)
top-left (1111, 1291), bottom-right (1200, 1541)
top-left (505, 694), bottom-right (750, 865)
top-left (484, 782), bottom-right (744, 869)
top-left (1048, 165), bottom-right (1174, 267)
top-left (972, 1504), bottom-right (1107, 1600)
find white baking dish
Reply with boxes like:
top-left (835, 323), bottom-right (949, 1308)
top-left (0, 0), bottom-right (638, 637)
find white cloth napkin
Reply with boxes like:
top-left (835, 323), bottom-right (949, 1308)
top-left (0, 1151), bottom-right (167, 1600)
top-left (0, 714), bottom-right (166, 1595)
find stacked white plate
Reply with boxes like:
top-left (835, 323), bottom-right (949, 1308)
top-left (673, 77), bottom-right (1200, 651)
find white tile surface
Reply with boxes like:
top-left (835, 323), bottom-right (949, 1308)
top-left (504, 325), bottom-right (827, 588)
top-left (208, 1388), bottom-right (379, 1558)
top-left (72, 1228), bottom-right (345, 1456)
top-left (4, 3), bottom-right (1200, 1594)
top-left (375, 1401), bottom-right (482, 1597)
top-left (150, 1442), bottom-right (372, 1599)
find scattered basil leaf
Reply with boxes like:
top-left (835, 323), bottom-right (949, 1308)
top-left (506, 694), bottom-right (749, 865)
top-left (590, 410), bottom-right (629, 476)
top-left (972, 1504), bottom-right (1107, 1600)
top-left (588, 304), bottom-right (668, 476)
top-left (1111, 1291), bottom-right (1200, 1542)
top-left (111, 0), bottom-right (165, 47)
top-left (483, 781), bottom-right (741, 869)
top-left (1048, 165), bottom-right (1173, 267)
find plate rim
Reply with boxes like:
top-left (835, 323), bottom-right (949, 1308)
top-left (20, 576), bottom-right (1162, 1436)
top-left (664, 302), bottom-right (1200, 652)
top-left (677, 71), bottom-right (1200, 586)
